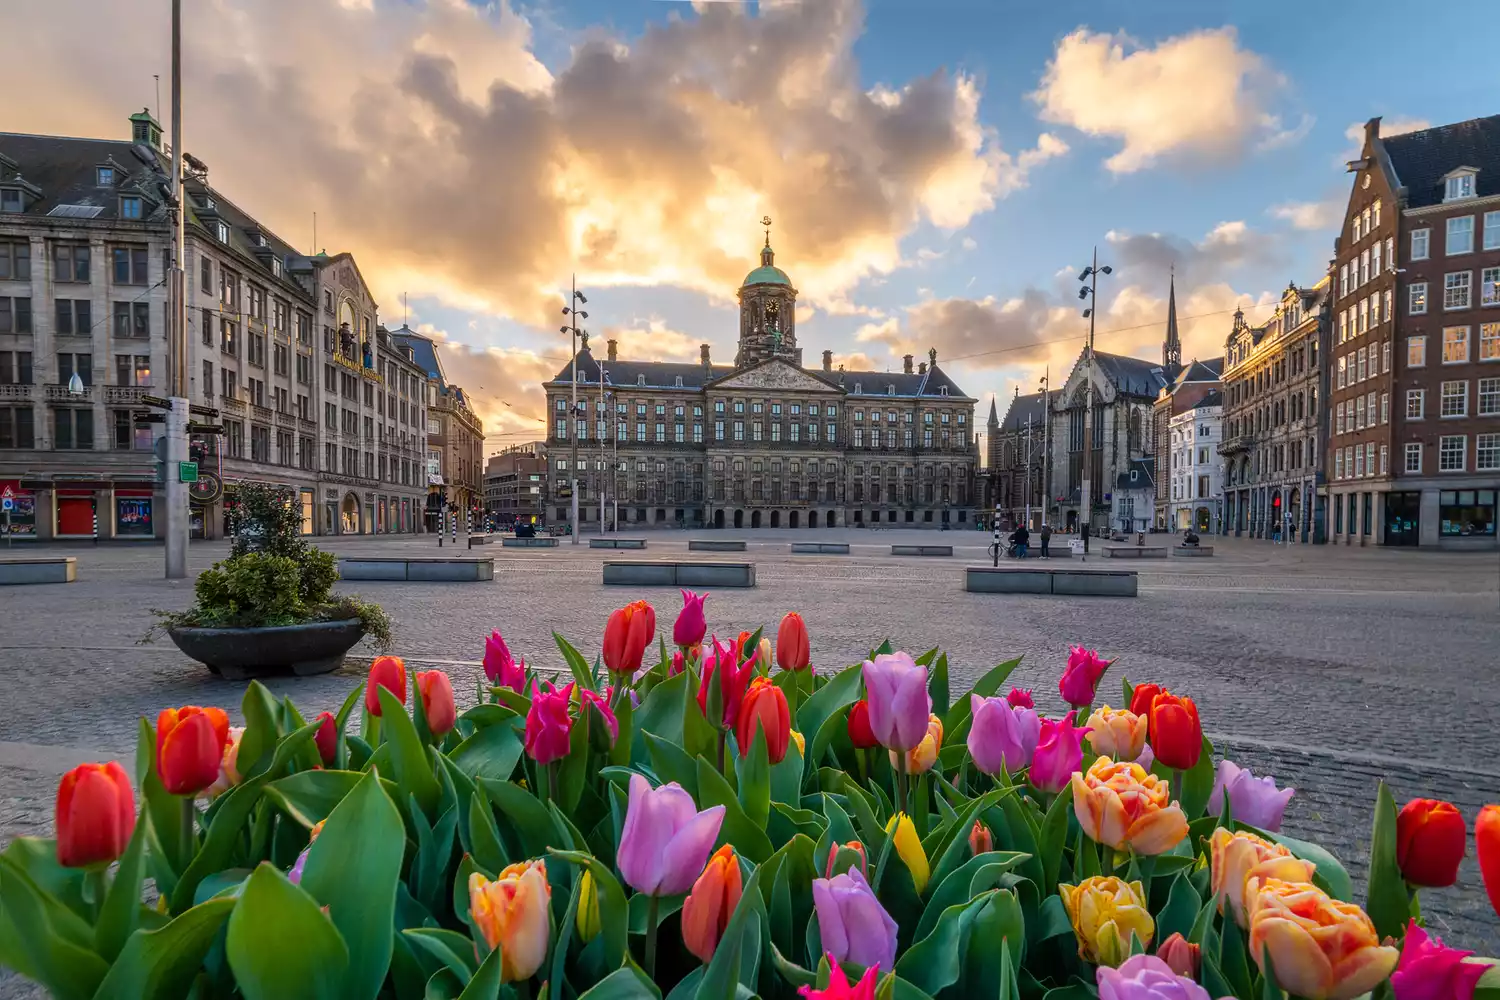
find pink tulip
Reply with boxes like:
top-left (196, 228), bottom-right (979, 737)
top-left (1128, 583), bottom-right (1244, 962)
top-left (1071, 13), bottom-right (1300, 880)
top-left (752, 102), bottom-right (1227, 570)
top-left (674, 590), bottom-right (708, 648)
top-left (617, 773), bottom-right (726, 896)
top-left (1389, 920), bottom-right (1486, 1000)
top-left (861, 652), bottom-right (931, 753)
top-left (967, 693), bottom-right (1041, 776)
top-left (484, 631), bottom-right (525, 691)
top-left (579, 687), bottom-right (619, 749)
top-left (1006, 687), bottom-right (1034, 709)
top-left (1207, 760), bottom-right (1295, 832)
top-left (1030, 710), bottom-right (1090, 794)
top-left (524, 680), bottom-right (574, 765)
top-left (1059, 646), bottom-right (1112, 709)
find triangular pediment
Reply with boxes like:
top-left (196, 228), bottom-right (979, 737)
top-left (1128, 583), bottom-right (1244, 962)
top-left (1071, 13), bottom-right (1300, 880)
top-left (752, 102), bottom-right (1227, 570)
top-left (710, 359), bottom-right (840, 393)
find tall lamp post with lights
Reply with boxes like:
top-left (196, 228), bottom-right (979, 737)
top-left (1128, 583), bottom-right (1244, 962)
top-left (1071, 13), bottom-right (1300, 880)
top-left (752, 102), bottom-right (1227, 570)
top-left (1038, 368), bottom-right (1050, 527)
top-left (1077, 250), bottom-right (1112, 535)
top-left (561, 279), bottom-right (588, 544)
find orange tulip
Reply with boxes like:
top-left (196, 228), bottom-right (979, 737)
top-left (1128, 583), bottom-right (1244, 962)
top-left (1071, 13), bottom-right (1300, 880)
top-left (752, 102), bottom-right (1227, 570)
top-left (1070, 756), bottom-right (1188, 856)
top-left (968, 820), bottom-right (993, 856)
top-left (1245, 877), bottom-right (1398, 999)
top-left (889, 714), bottom-right (943, 775)
top-left (776, 612), bottom-right (810, 671)
top-left (1147, 692), bottom-right (1202, 770)
top-left (416, 669), bottom-right (457, 736)
top-left (681, 845), bottom-right (743, 964)
top-left (469, 860), bottom-right (552, 983)
top-left (1209, 828), bottom-right (1316, 925)
top-left (736, 677), bottom-right (791, 763)
top-left (156, 705), bottom-right (231, 796)
top-left (55, 762), bottom-right (135, 868)
top-left (603, 600), bottom-right (656, 676)
top-left (365, 655), bottom-right (407, 716)
top-left (1395, 798), bottom-right (1465, 887)
top-left (1083, 706), bottom-right (1149, 761)
top-left (1478, 805), bottom-right (1500, 922)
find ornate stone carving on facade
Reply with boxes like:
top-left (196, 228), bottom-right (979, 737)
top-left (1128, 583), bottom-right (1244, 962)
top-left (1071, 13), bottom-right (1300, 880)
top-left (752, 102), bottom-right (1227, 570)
top-left (713, 361), bottom-right (836, 392)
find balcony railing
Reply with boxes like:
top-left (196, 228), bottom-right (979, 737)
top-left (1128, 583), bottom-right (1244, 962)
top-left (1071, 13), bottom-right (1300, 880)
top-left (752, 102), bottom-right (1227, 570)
top-left (1217, 434), bottom-right (1253, 456)
top-left (252, 405), bottom-right (274, 424)
top-left (44, 383), bottom-right (95, 402)
top-left (104, 386), bottom-right (150, 405)
top-left (220, 397), bottom-right (246, 414)
top-left (0, 384), bottom-right (34, 401)
top-left (275, 411), bottom-right (296, 428)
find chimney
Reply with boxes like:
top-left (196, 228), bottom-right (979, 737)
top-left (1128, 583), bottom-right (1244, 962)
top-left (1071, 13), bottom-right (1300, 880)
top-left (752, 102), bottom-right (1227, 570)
top-left (822, 350), bottom-right (833, 371)
top-left (918, 362), bottom-right (927, 375)
top-left (700, 344), bottom-right (712, 370)
top-left (607, 339), bottom-right (618, 362)
top-left (903, 354), bottom-right (914, 374)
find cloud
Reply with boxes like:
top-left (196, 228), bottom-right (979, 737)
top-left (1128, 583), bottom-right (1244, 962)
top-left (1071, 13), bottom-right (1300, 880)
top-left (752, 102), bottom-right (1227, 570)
top-left (1269, 196), bottom-right (1344, 231)
top-left (1342, 116), bottom-right (1429, 159)
top-left (599, 318), bottom-right (702, 363)
top-left (415, 324), bottom-right (557, 439)
top-left (1031, 27), bottom-right (1293, 173)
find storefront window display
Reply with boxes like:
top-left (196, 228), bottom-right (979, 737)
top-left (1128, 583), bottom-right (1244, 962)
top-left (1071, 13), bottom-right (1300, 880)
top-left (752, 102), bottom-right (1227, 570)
top-left (1439, 489), bottom-right (1497, 536)
top-left (115, 494), bottom-right (153, 537)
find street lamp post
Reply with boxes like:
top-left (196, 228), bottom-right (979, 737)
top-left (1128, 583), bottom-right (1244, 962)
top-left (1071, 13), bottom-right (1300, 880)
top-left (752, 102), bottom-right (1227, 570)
top-left (1077, 250), bottom-right (1112, 537)
top-left (561, 278), bottom-right (588, 545)
top-left (1039, 368), bottom-right (1050, 527)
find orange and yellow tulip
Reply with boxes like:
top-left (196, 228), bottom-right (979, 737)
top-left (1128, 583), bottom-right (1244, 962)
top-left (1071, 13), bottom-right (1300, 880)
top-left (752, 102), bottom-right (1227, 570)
top-left (889, 714), bottom-right (943, 775)
top-left (682, 845), bottom-right (743, 963)
top-left (1209, 828), bottom-right (1316, 925)
top-left (1070, 756), bottom-right (1188, 856)
top-left (1083, 706), bottom-right (1149, 761)
top-left (469, 860), bottom-right (552, 983)
top-left (1245, 877), bottom-right (1398, 999)
top-left (1058, 875), bottom-right (1154, 967)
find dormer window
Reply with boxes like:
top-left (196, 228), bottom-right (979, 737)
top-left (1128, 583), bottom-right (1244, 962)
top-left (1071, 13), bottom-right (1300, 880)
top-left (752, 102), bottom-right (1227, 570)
top-left (214, 221), bottom-right (229, 243)
top-left (97, 167), bottom-right (115, 186)
top-left (938, 386), bottom-right (949, 396)
top-left (271, 257), bottom-right (283, 278)
top-left (886, 385), bottom-right (896, 396)
top-left (119, 196), bottom-right (142, 220)
top-left (636, 374), bottom-right (646, 386)
top-left (1445, 171), bottom-right (1476, 202)
top-left (674, 375), bottom-right (683, 387)
top-left (854, 382), bottom-right (862, 394)
top-left (0, 188), bottom-right (21, 213)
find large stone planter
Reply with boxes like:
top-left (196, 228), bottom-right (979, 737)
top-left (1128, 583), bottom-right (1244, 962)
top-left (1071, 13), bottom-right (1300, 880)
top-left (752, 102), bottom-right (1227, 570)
top-left (167, 619), bottom-right (366, 680)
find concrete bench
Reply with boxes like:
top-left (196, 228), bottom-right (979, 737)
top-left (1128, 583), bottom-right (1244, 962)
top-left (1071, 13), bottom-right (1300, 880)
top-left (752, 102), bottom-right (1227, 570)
top-left (590, 538), bottom-right (647, 550)
top-left (689, 539), bottom-right (747, 552)
top-left (891, 545), bottom-right (953, 557)
top-left (790, 542), bottom-right (850, 555)
top-left (0, 557), bottom-right (77, 585)
top-left (502, 536), bottom-right (559, 548)
top-left (965, 566), bottom-right (1053, 594)
top-left (1102, 546), bottom-right (1168, 559)
top-left (1052, 568), bottom-right (1138, 596)
top-left (966, 565), bottom-right (1136, 597)
top-left (338, 557), bottom-right (494, 582)
top-left (603, 561), bottom-right (756, 588)
top-left (467, 534), bottom-right (492, 547)
top-left (1172, 545), bottom-right (1215, 557)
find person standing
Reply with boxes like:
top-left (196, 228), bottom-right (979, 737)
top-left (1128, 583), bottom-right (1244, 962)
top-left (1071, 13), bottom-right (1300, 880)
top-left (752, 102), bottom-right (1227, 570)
top-left (1040, 523), bottom-right (1052, 558)
top-left (1010, 524), bottom-right (1030, 559)
top-left (1081, 522), bottom-right (1090, 555)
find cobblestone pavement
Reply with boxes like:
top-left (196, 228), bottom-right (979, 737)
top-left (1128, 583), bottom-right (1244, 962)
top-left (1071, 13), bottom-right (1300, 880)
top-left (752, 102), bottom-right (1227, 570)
top-left (1, 530), bottom-right (1497, 994)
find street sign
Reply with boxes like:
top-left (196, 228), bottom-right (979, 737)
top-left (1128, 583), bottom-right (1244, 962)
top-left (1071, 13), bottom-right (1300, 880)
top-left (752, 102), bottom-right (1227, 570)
top-left (178, 461), bottom-right (199, 483)
top-left (189, 403), bottom-right (220, 419)
top-left (1, 498), bottom-right (12, 513)
top-left (187, 422), bottom-right (225, 434)
top-left (1, 485), bottom-right (13, 500)
top-left (140, 394), bottom-right (173, 409)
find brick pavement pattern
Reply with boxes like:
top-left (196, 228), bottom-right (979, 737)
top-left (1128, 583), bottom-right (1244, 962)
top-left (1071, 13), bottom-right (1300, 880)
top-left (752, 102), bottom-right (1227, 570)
top-left (1, 529), bottom-right (1497, 996)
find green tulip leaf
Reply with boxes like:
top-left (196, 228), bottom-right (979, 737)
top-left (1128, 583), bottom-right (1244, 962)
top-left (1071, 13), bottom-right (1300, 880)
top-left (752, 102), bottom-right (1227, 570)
top-left (894, 888), bottom-right (998, 994)
top-left (915, 852), bottom-right (1030, 941)
top-left (548, 849), bottom-right (629, 974)
top-left (771, 733), bottom-right (805, 806)
top-left (578, 964), bottom-right (663, 1000)
top-left (927, 654), bottom-right (951, 718)
top-left (962, 889), bottom-right (1025, 993)
top-left (90, 896), bottom-right (235, 1000)
top-left (264, 769), bottom-right (381, 828)
top-left (134, 717), bottom-right (186, 883)
top-left (95, 805), bottom-right (151, 961)
top-left (631, 671), bottom-right (691, 766)
top-left (1155, 872), bottom-right (1202, 945)
top-left (0, 853), bottom-right (108, 1000)
top-left (1177, 736), bottom-right (1217, 820)
top-left (1217, 908), bottom-right (1255, 997)
top-left (1364, 781), bottom-right (1411, 941)
top-left (478, 777), bottom-right (567, 861)
top-left (696, 757), bottom-right (775, 863)
top-left (466, 781), bottom-right (511, 874)
top-left (447, 717), bottom-right (525, 784)
top-left (737, 727), bottom-right (772, 830)
top-left (627, 892), bottom-right (686, 932)
top-left (554, 630), bottom-right (599, 691)
top-left (644, 731), bottom-right (701, 797)
top-left (403, 928), bottom-right (479, 983)
top-left (796, 664), bottom-right (863, 758)
top-left (376, 685), bottom-right (441, 817)
top-left (226, 863), bottom-right (348, 1000)
top-left (237, 680), bottom-right (285, 781)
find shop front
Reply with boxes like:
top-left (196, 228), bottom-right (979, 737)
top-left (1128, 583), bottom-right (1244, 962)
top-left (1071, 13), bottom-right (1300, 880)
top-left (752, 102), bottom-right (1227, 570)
top-left (0, 480), bottom-right (37, 540)
top-left (114, 490), bottom-right (154, 538)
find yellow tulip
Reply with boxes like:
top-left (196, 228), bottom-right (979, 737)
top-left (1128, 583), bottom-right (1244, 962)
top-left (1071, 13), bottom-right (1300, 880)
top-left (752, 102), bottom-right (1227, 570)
top-left (469, 860), bottom-right (552, 983)
top-left (1209, 828), bottom-right (1316, 925)
top-left (1058, 875), bottom-right (1154, 967)
top-left (884, 812), bottom-right (930, 894)
top-left (888, 715), bottom-right (943, 775)
top-left (1083, 706), bottom-right (1148, 761)
top-left (1246, 877), bottom-right (1399, 1000)
top-left (576, 870), bottom-right (601, 942)
top-left (1070, 756), bottom-right (1188, 856)
top-left (790, 730), bottom-right (805, 758)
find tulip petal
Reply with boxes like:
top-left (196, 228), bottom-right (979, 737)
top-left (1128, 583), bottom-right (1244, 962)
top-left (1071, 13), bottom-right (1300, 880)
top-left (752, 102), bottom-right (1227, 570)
top-left (657, 804), bottom-right (727, 896)
top-left (618, 774), bottom-right (664, 893)
top-left (1326, 945), bottom-right (1399, 1000)
top-left (1253, 916), bottom-right (1334, 997)
top-left (1126, 802), bottom-right (1188, 856)
top-left (812, 878), bottom-right (849, 964)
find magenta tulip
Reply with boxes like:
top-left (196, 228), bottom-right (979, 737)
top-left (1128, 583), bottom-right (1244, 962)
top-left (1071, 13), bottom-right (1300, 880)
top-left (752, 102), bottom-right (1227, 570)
top-left (1059, 646), bottom-right (1112, 709)
top-left (1389, 920), bottom-right (1486, 1000)
top-left (617, 773), bottom-right (726, 896)
top-left (674, 589), bottom-right (708, 648)
top-left (811, 867), bottom-right (899, 974)
top-left (1030, 710), bottom-right (1090, 794)
top-left (1096, 954), bottom-right (1214, 1000)
top-left (861, 652), bottom-right (931, 753)
top-left (580, 687), bottom-right (619, 749)
top-left (967, 693), bottom-right (1041, 776)
top-left (1207, 760), bottom-right (1295, 832)
top-left (483, 630), bottom-right (525, 691)
top-left (671, 649), bottom-right (686, 677)
top-left (524, 680), bottom-right (574, 765)
top-left (1006, 687), bottom-right (1035, 709)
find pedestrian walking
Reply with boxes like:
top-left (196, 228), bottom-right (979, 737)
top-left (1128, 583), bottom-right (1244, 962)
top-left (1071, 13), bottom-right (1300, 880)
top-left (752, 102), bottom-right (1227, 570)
top-left (1040, 523), bottom-right (1052, 558)
top-left (1009, 524), bottom-right (1030, 559)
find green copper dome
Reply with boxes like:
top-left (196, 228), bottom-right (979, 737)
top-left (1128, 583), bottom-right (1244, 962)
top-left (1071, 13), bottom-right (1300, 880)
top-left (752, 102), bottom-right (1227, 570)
top-left (742, 264), bottom-right (791, 286)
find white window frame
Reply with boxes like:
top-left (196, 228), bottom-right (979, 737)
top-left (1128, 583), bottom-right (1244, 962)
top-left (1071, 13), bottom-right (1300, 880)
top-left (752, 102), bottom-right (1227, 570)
top-left (1408, 335), bottom-right (1427, 368)
top-left (1441, 380), bottom-right (1468, 418)
top-left (1380, 444), bottom-right (1388, 475)
top-left (1380, 392), bottom-right (1389, 425)
top-left (1445, 173), bottom-right (1475, 201)
top-left (1444, 271), bottom-right (1472, 311)
top-left (1485, 211), bottom-right (1500, 251)
top-left (1483, 322), bottom-right (1500, 361)
top-left (1446, 215), bottom-right (1475, 255)
top-left (1406, 388), bottom-right (1425, 420)
top-left (1409, 282), bottom-right (1427, 315)
top-left (1481, 267), bottom-right (1500, 308)
top-left (1383, 289), bottom-right (1392, 324)
top-left (1411, 228), bottom-right (1430, 261)
top-left (1383, 339), bottom-right (1391, 372)
top-left (1477, 433), bottom-right (1500, 471)
top-left (1480, 377), bottom-right (1500, 416)
top-left (1335, 449), bottom-right (1345, 480)
top-left (1439, 434), bottom-right (1466, 472)
top-left (1442, 326), bottom-right (1470, 364)
top-left (1404, 442), bottom-right (1422, 473)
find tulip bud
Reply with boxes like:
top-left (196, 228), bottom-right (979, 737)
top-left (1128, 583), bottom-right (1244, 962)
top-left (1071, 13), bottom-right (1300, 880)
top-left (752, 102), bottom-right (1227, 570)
top-left (1058, 646), bottom-right (1112, 709)
top-left (1396, 798), bottom-right (1466, 887)
top-left (576, 870), bottom-right (602, 942)
top-left (673, 590), bottom-right (708, 648)
top-left (55, 762), bottom-right (135, 868)
top-left (776, 612), bottom-right (811, 672)
top-left (968, 820), bottom-right (993, 857)
top-left (671, 650), bottom-right (686, 677)
top-left (156, 705), bottom-right (231, 797)
top-left (1156, 932), bottom-right (1200, 978)
top-left (757, 637), bottom-right (774, 676)
top-left (889, 714), bottom-right (942, 775)
top-left (582, 688), bottom-right (620, 752)
top-left (603, 600), bottom-right (656, 678)
top-left (824, 841), bottom-right (868, 880)
top-left (846, 699), bottom-right (878, 749)
top-left (314, 711), bottom-right (338, 766)
top-left (416, 670), bottom-right (457, 737)
top-left (736, 677), bottom-right (791, 764)
top-left (470, 861), bottom-right (552, 983)
top-left (1480, 805), bottom-right (1500, 922)
top-left (884, 813), bottom-right (929, 894)
top-left (365, 655), bottom-right (408, 716)
top-left (682, 845), bottom-right (743, 964)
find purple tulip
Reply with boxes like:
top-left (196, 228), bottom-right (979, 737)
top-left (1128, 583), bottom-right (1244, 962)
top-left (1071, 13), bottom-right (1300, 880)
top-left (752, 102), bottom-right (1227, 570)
top-left (967, 694), bottom-right (1041, 776)
top-left (1390, 919), bottom-right (1486, 1000)
top-left (483, 630), bottom-right (525, 691)
top-left (1097, 955), bottom-right (1215, 1000)
top-left (1030, 710), bottom-right (1090, 794)
top-left (673, 590), bottom-right (708, 648)
top-left (617, 773), bottom-right (726, 896)
top-left (288, 847), bottom-right (310, 885)
top-left (811, 867), bottom-right (899, 974)
top-left (861, 652), bottom-right (931, 753)
top-left (1207, 760), bottom-right (1295, 832)
top-left (1135, 744), bottom-right (1155, 772)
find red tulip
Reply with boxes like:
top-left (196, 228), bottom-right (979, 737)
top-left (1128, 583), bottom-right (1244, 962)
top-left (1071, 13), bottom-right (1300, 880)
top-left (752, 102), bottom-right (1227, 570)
top-left (798, 957), bottom-right (878, 1000)
top-left (314, 711), bottom-right (338, 765)
top-left (847, 700), bottom-right (878, 749)
top-left (55, 762), bottom-right (135, 867)
top-left (1477, 805), bottom-right (1500, 921)
top-left (1128, 682), bottom-right (1163, 719)
top-left (1147, 691), bottom-right (1202, 771)
top-left (1395, 798), bottom-right (1466, 888)
top-left (416, 670), bottom-right (457, 737)
top-left (603, 600), bottom-right (656, 677)
top-left (365, 655), bottom-right (408, 716)
top-left (736, 677), bottom-right (791, 763)
top-left (776, 612), bottom-right (811, 672)
top-left (156, 705), bottom-right (231, 796)
top-left (1005, 687), bottom-right (1034, 709)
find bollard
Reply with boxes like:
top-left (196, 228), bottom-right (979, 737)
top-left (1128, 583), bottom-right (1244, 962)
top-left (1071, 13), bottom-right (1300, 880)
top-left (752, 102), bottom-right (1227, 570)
top-left (91, 498), bottom-right (98, 546)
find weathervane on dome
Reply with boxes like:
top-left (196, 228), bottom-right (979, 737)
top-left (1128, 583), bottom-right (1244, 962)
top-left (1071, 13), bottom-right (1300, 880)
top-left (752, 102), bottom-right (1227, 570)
top-left (761, 215), bottom-right (773, 248)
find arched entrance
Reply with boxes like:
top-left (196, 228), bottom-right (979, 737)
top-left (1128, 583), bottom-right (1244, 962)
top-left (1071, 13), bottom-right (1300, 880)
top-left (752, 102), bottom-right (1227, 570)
top-left (1195, 506), bottom-right (1211, 532)
top-left (751, 510), bottom-right (762, 528)
top-left (789, 511), bottom-right (799, 529)
top-left (714, 509), bottom-right (725, 529)
top-left (1287, 491), bottom-right (1302, 540)
top-left (809, 510), bottom-right (819, 528)
top-left (827, 510), bottom-right (837, 528)
top-left (733, 509), bottom-right (744, 529)
top-left (770, 510), bottom-right (781, 528)
top-left (340, 493), bottom-right (361, 534)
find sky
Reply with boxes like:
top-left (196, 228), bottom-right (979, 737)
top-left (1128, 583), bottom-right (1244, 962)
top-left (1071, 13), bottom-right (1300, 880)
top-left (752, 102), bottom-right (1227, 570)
top-left (4, 0), bottom-right (1494, 455)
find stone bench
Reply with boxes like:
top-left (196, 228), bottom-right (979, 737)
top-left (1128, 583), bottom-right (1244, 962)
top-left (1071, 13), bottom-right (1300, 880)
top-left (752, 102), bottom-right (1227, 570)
top-left (1172, 545), bottom-right (1214, 556)
top-left (0, 557), bottom-right (77, 585)
top-left (467, 534), bottom-right (492, 547)
top-left (602, 561), bottom-right (756, 588)
top-left (338, 557), bottom-right (494, 582)
top-left (590, 538), bottom-right (647, 549)
top-left (790, 542), bottom-right (850, 555)
top-left (1102, 545), bottom-right (1168, 559)
top-left (502, 536), bottom-right (559, 548)
top-left (689, 539), bottom-right (747, 552)
top-left (965, 565), bottom-right (1137, 597)
top-left (891, 544), bottom-right (953, 557)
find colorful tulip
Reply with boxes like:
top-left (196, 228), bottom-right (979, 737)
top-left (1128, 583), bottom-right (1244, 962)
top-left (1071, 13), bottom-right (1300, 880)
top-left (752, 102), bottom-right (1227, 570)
top-left (846, 699), bottom-right (878, 749)
top-left (811, 867), bottom-right (898, 973)
top-left (673, 590), bottom-right (708, 648)
top-left (603, 599), bottom-right (656, 677)
top-left (1245, 877), bottom-right (1398, 1000)
top-left (697, 634), bottom-right (755, 730)
top-left (1155, 932), bottom-right (1201, 980)
top-left (1096, 954), bottom-right (1213, 1000)
top-left (798, 959), bottom-right (878, 1000)
top-left (776, 612), bottom-right (811, 671)
top-left (1059, 646), bottom-right (1113, 708)
top-left (824, 841), bottom-right (868, 880)
top-left (1147, 692), bottom-right (1202, 771)
top-left (313, 711), bottom-right (338, 766)
top-left (617, 773), bottom-right (726, 896)
top-left (469, 860), bottom-right (552, 983)
top-left (365, 655), bottom-right (407, 716)
top-left (287, 819), bottom-right (326, 886)
top-left (1396, 798), bottom-right (1466, 888)
top-left (156, 705), bottom-right (231, 796)
top-left (1030, 710), bottom-right (1090, 795)
top-left (1209, 828), bottom-right (1316, 925)
top-left (891, 714), bottom-right (943, 774)
top-left (483, 631), bottom-right (525, 690)
top-left (1389, 919), bottom-right (1486, 1000)
top-left (1084, 705), bottom-right (1148, 762)
top-left (1071, 757), bottom-right (1188, 856)
top-left (884, 812), bottom-right (929, 893)
top-left (671, 649), bottom-right (686, 677)
top-left (523, 680), bottom-right (575, 765)
top-left (55, 762), bottom-right (135, 868)
top-left (861, 652), bottom-right (931, 753)
top-left (579, 687), bottom-right (619, 749)
top-left (1059, 875), bottom-right (1154, 967)
top-left (416, 670), bottom-right (457, 737)
top-left (1006, 686), bottom-right (1034, 709)
top-left (1208, 759), bottom-right (1295, 832)
top-left (576, 870), bottom-right (601, 942)
top-left (681, 845), bottom-right (743, 964)
top-left (967, 693), bottom-right (1041, 776)
top-left (736, 677), bottom-right (791, 763)
top-left (790, 730), bottom-right (805, 758)
top-left (1479, 805), bottom-right (1500, 921)
top-left (1128, 682), bottom-right (1163, 718)
top-left (968, 820), bottom-right (993, 856)
top-left (202, 725), bottom-right (246, 800)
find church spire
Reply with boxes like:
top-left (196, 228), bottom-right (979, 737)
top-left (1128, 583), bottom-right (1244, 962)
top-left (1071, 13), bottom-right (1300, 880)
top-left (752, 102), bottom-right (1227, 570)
top-left (1163, 267), bottom-right (1181, 369)
top-left (987, 394), bottom-right (999, 426)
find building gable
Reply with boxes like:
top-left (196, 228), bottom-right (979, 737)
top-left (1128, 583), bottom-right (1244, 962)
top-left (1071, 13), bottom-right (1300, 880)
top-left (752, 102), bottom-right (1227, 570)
top-left (709, 359), bottom-right (841, 393)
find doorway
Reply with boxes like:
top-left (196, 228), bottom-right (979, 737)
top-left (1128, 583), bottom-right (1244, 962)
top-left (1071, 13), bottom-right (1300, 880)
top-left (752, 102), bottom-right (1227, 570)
top-left (1384, 492), bottom-right (1420, 546)
top-left (341, 493), bottom-right (361, 534)
top-left (809, 510), bottom-right (819, 528)
top-left (789, 511), bottom-right (799, 528)
top-left (751, 510), bottom-right (762, 528)
top-left (770, 510), bottom-right (781, 528)
top-left (827, 511), bottom-right (837, 527)
top-left (733, 509), bottom-right (743, 528)
top-left (714, 509), bottom-right (725, 529)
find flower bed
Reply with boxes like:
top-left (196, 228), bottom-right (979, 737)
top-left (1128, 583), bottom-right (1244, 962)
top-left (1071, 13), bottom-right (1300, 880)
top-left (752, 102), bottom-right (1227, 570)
top-left (8, 594), bottom-right (1500, 1000)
